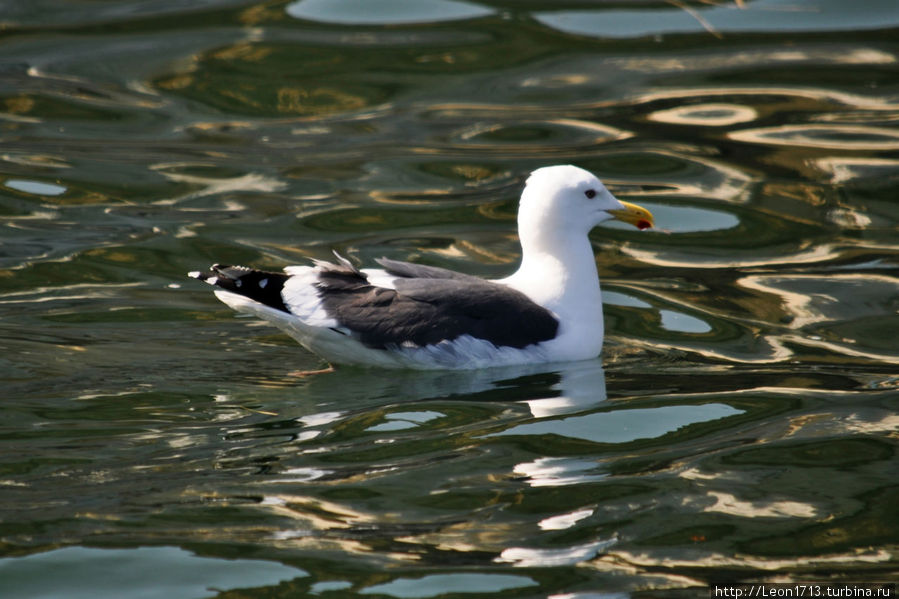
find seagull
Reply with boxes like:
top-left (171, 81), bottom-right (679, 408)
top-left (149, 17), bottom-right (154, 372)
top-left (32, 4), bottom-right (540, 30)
top-left (190, 165), bottom-right (654, 370)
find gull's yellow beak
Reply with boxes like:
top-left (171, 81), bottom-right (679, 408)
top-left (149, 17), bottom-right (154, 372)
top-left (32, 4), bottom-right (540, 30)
top-left (609, 200), bottom-right (654, 230)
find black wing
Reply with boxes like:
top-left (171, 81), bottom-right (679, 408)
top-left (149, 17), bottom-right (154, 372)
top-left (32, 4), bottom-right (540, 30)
top-left (317, 259), bottom-right (559, 350)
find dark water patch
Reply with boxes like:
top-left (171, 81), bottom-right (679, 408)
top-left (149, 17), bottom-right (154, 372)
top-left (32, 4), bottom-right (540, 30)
top-left (722, 438), bottom-right (894, 468)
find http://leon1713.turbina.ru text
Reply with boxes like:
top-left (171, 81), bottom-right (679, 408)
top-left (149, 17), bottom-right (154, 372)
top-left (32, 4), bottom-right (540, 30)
top-left (711, 584), bottom-right (895, 598)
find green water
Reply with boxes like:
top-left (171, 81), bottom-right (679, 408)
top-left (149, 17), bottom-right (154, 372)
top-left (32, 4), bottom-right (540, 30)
top-left (1, 0), bottom-right (898, 596)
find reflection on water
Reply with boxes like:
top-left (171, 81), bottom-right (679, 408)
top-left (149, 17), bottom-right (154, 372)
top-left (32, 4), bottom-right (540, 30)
top-left (730, 124), bottom-right (899, 150)
top-left (648, 103), bottom-right (758, 127)
top-left (1, 0), bottom-right (898, 596)
top-left (3, 178), bottom-right (68, 196)
top-left (286, 0), bottom-right (494, 26)
top-left (0, 546), bottom-right (306, 599)
top-left (359, 573), bottom-right (537, 597)
top-left (493, 402), bottom-right (743, 444)
top-left (536, 0), bottom-right (899, 37)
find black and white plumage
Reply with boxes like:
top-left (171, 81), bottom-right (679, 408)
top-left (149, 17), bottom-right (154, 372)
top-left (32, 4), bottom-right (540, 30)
top-left (190, 165), bottom-right (654, 369)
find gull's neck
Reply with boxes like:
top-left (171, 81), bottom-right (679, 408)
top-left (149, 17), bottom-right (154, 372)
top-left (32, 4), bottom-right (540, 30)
top-left (502, 227), bottom-right (602, 320)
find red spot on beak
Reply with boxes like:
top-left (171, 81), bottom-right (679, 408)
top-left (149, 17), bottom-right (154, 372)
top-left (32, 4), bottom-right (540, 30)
top-left (637, 219), bottom-right (652, 230)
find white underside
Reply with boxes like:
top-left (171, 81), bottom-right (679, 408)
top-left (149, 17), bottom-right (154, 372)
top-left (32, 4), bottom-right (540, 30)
top-left (212, 289), bottom-right (583, 370)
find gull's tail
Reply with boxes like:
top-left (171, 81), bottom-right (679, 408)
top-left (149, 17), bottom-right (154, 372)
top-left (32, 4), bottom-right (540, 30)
top-left (189, 265), bottom-right (290, 313)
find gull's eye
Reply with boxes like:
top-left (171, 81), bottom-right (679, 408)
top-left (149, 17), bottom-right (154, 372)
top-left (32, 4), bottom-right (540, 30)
top-left (584, 189), bottom-right (597, 199)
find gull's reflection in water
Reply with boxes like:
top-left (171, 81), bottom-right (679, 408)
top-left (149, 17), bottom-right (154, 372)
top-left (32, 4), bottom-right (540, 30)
top-left (276, 358), bottom-right (608, 418)
top-left (518, 359), bottom-right (607, 418)
top-left (433, 358), bottom-right (608, 417)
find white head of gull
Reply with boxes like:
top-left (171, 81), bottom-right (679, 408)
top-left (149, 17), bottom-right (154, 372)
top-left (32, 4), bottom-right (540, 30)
top-left (190, 164), bottom-right (654, 370)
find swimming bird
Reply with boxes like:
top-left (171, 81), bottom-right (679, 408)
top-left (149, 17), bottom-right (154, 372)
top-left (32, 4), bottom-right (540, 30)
top-left (190, 165), bottom-right (654, 369)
